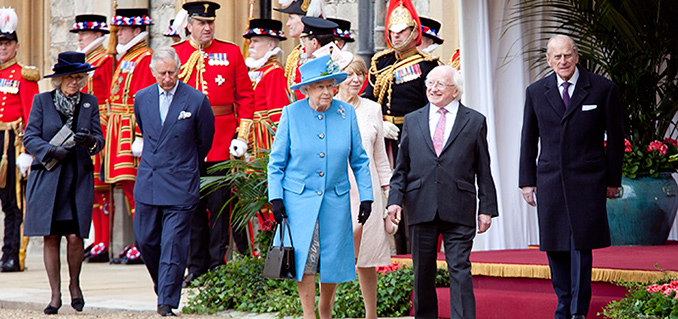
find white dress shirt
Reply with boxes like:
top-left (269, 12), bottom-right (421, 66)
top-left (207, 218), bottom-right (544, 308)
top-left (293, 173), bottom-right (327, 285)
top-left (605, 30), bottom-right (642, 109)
top-left (556, 67), bottom-right (580, 100)
top-left (429, 99), bottom-right (459, 145)
top-left (158, 81), bottom-right (179, 125)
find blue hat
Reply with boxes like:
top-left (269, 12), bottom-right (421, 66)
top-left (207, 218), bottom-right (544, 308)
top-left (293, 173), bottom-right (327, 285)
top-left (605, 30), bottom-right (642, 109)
top-left (290, 55), bottom-right (347, 90)
top-left (44, 52), bottom-right (98, 78)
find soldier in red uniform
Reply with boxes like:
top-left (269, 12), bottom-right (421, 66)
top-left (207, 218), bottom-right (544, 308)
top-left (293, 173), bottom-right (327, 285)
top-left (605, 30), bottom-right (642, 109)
top-left (105, 8), bottom-right (155, 264)
top-left (71, 14), bottom-right (114, 263)
top-left (274, 0), bottom-right (324, 101)
top-left (172, 1), bottom-right (254, 286)
top-left (243, 18), bottom-right (289, 157)
top-left (0, 7), bottom-right (40, 272)
top-left (242, 18), bottom-right (290, 232)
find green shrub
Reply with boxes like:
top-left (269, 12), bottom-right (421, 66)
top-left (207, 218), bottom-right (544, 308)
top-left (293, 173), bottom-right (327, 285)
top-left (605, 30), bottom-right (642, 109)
top-left (182, 256), bottom-right (418, 317)
top-left (602, 278), bottom-right (678, 319)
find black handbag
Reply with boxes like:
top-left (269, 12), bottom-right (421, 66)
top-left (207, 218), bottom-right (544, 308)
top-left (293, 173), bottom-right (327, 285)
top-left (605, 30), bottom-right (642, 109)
top-left (262, 218), bottom-right (296, 279)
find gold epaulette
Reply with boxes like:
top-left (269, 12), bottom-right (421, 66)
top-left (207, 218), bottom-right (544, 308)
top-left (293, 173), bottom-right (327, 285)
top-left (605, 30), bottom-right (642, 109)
top-left (214, 38), bottom-right (237, 46)
top-left (284, 45), bottom-right (302, 87)
top-left (370, 48), bottom-right (396, 65)
top-left (18, 63), bottom-right (40, 82)
top-left (418, 50), bottom-right (441, 63)
top-left (170, 39), bottom-right (187, 47)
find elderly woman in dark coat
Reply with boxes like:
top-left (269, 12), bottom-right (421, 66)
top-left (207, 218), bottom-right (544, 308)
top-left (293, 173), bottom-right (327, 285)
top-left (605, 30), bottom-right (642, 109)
top-left (23, 51), bottom-right (104, 315)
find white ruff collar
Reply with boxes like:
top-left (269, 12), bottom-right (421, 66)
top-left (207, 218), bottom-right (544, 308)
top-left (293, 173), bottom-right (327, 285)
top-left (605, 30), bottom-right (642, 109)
top-left (245, 47), bottom-right (282, 69)
top-left (77, 36), bottom-right (106, 55)
top-left (116, 31), bottom-right (148, 58)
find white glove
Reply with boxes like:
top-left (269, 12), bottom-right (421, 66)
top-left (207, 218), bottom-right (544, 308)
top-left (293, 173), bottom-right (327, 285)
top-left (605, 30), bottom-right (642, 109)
top-left (229, 138), bottom-right (248, 157)
top-left (15, 153), bottom-right (33, 177)
top-left (131, 139), bottom-right (143, 157)
top-left (383, 121), bottom-right (400, 140)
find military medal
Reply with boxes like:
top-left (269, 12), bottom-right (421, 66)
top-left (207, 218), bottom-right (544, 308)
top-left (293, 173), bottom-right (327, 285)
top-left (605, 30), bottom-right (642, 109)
top-left (120, 61), bottom-right (137, 73)
top-left (394, 64), bottom-right (422, 85)
top-left (208, 53), bottom-right (229, 66)
top-left (0, 78), bottom-right (19, 94)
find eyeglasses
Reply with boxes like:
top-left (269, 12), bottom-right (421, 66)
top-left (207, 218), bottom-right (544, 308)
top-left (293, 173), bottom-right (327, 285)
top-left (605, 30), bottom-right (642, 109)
top-left (425, 80), bottom-right (455, 90)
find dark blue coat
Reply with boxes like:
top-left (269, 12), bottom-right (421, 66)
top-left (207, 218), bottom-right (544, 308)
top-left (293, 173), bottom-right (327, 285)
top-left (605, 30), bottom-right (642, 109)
top-left (519, 65), bottom-right (625, 251)
top-left (133, 81), bottom-right (214, 207)
top-left (23, 91), bottom-right (105, 237)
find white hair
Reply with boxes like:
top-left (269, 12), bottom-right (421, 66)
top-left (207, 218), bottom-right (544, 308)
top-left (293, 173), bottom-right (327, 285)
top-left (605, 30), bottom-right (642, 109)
top-left (427, 65), bottom-right (463, 100)
top-left (150, 46), bottom-right (181, 72)
top-left (546, 34), bottom-right (579, 56)
top-left (51, 73), bottom-right (89, 91)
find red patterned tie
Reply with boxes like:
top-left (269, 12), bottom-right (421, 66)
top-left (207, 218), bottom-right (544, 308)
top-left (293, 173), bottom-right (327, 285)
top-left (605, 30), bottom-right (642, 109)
top-left (433, 108), bottom-right (448, 156)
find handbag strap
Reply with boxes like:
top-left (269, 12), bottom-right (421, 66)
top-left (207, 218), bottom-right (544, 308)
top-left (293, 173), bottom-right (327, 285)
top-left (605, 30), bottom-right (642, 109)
top-left (278, 218), bottom-right (294, 249)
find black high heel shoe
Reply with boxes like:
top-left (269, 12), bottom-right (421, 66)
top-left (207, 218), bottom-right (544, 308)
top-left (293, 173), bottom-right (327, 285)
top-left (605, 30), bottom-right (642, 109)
top-left (44, 302), bottom-right (61, 315)
top-left (71, 297), bottom-right (85, 312)
top-left (69, 285), bottom-right (85, 311)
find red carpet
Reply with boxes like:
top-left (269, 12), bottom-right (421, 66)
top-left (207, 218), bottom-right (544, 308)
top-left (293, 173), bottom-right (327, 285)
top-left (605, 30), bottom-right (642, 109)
top-left (392, 242), bottom-right (678, 319)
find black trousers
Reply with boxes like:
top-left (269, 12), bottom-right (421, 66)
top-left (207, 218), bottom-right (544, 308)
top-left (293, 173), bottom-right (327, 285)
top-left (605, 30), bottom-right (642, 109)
top-left (1, 130), bottom-right (21, 263)
top-left (546, 236), bottom-right (593, 319)
top-left (410, 214), bottom-right (476, 319)
top-left (186, 162), bottom-right (248, 276)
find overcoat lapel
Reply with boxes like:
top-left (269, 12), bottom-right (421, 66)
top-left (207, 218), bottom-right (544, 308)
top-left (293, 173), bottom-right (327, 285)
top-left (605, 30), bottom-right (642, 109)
top-left (544, 74), bottom-right (565, 118)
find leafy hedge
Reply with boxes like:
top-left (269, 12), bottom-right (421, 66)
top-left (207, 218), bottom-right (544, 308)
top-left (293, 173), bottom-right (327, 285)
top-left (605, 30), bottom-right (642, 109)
top-left (602, 278), bottom-right (678, 319)
top-left (183, 255), bottom-right (453, 317)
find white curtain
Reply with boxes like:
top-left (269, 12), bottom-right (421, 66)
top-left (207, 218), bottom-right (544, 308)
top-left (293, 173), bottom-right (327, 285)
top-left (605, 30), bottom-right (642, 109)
top-left (458, 0), bottom-right (678, 250)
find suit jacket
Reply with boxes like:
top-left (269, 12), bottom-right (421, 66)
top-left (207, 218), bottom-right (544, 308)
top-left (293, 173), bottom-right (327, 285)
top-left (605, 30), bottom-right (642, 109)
top-left (388, 103), bottom-right (498, 227)
top-left (519, 64), bottom-right (624, 251)
top-left (133, 81), bottom-right (215, 207)
top-left (23, 91), bottom-right (105, 237)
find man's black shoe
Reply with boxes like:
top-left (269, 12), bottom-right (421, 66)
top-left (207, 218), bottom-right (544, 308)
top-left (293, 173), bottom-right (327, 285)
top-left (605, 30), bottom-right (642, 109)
top-left (157, 304), bottom-right (176, 316)
top-left (1, 259), bottom-right (21, 272)
top-left (182, 273), bottom-right (197, 288)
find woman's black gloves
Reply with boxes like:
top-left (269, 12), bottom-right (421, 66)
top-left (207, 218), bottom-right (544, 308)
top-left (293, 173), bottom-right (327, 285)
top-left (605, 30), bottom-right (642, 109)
top-left (49, 145), bottom-right (71, 161)
top-left (358, 200), bottom-right (373, 225)
top-left (74, 128), bottom-right (95, 148)
top-left (271, 199), bottom-right (287, 224)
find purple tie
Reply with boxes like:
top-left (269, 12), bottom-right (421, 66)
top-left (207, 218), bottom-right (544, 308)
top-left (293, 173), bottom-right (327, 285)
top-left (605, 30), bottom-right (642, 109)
top-left (433, 108), bottom-right (448, 156)
top-left (562, 81), bottom-right (571, 108)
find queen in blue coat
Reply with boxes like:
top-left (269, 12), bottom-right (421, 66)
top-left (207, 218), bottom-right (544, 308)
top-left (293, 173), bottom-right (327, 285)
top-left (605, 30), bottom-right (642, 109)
top-left (268, 55), bottom-right (373, 318)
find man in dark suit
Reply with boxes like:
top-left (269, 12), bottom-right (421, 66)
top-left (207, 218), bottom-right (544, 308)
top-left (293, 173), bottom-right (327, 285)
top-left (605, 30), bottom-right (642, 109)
top-left (519, 35), bottom-right (624, 319)
top-left (387, 65), bottom-right (498, 319)
top-left (133, 46), bottom-right (215, 316)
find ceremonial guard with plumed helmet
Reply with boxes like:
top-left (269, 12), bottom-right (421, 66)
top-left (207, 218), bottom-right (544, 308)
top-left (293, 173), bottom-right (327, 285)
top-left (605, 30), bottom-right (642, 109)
top-left (363, 0), bottom-right (441, 254)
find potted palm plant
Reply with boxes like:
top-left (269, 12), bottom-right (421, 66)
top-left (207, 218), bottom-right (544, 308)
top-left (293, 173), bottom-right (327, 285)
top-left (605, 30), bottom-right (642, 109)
top-left (507, 0), bottom-right (678, 245)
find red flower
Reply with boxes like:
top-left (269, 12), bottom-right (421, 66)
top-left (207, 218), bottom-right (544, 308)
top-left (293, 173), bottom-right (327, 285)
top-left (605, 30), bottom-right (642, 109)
top-left (624, 139), bottom-right (633, 153)
top-left (647, 140), bottom-right (668, 155)
top-left (663, 138), bottom-right (678, 149)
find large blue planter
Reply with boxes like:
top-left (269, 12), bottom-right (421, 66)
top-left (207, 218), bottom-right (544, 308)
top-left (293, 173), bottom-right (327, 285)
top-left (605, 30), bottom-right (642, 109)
top-left (606, 174), bottom-right (678, 246)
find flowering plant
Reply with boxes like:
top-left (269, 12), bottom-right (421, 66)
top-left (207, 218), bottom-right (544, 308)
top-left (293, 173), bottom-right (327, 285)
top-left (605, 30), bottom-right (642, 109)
top-left (621, 138), bottom-right (678, 178)
top-left (603, 277), bottom-right (678, 318)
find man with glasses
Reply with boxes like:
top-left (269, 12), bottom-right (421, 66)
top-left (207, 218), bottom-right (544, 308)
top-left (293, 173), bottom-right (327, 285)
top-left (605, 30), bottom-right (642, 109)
top-left (387, 65), bottom-right (498, 319)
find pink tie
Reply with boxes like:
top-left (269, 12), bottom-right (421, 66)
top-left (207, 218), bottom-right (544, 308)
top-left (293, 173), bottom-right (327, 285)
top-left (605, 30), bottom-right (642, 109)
top-left (433, 108), bottom-right (448, 156)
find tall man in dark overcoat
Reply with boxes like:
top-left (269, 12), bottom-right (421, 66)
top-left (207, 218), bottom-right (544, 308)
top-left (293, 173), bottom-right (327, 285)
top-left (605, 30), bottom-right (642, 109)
top-left (519, 35), bottom-right (625, 319)
top-left (132, 46), bottom-right (214, 317)
top-left (387, 65), bottom-right (498, 319)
